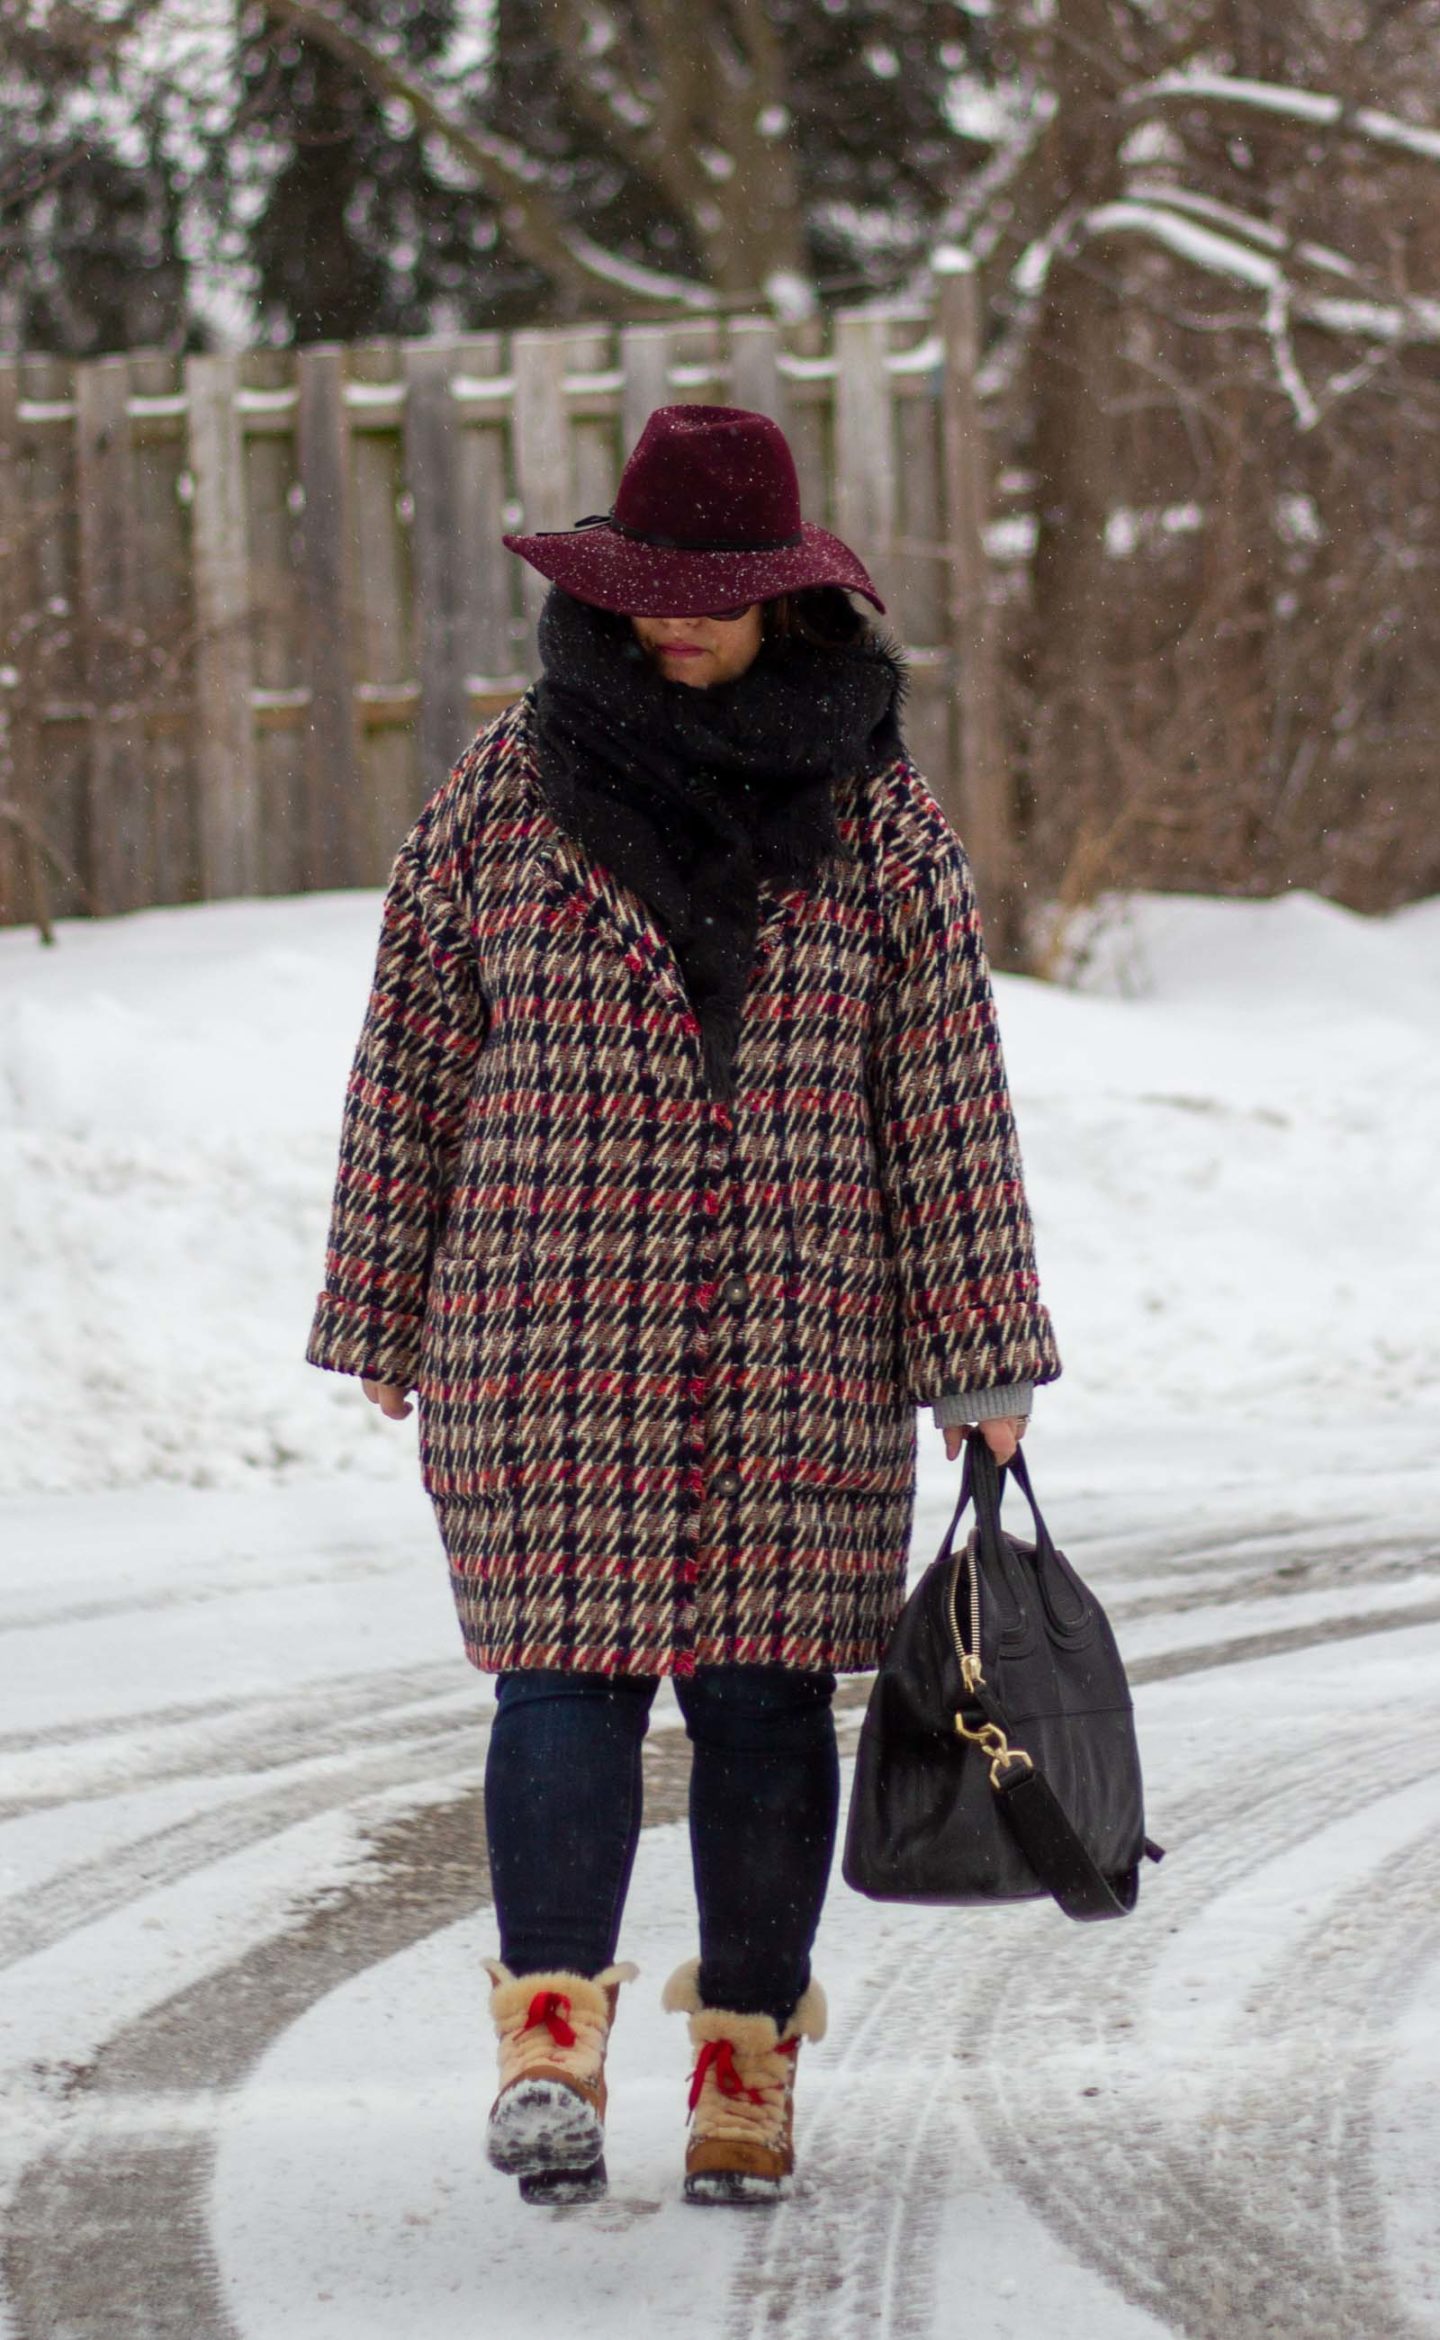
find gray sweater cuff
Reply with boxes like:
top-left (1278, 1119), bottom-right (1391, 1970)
top-left (932, 1382), bottom-right (1034, 1429)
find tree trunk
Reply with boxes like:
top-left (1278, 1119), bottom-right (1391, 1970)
top-left (1022, 0), bottom-right (1125, 909)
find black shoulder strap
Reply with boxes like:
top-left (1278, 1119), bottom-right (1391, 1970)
top-left (994, 1752), bottom-right (1164, 1919)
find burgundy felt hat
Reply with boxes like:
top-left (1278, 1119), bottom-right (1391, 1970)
top-left (502, 403), bottom-right (885, 616)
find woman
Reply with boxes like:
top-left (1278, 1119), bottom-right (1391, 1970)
top-left (306, 403), bottom-right (1060, 2209)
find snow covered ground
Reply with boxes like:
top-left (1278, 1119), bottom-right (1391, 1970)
top-left (1, 886), bottom-right (1437, 2339)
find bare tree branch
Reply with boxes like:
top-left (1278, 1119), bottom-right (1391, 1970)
top-left (1127, 67), bottom-right (1440, 162)
top-left (259, 0), bottom-right (716, 312)
top-left (1085, 197), bottom-right (1440, 356)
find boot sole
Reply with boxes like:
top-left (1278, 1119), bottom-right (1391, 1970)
top-left (519, 2156), bottom-right (608, 2206)
top-left (487, 2079), bottom-right (604, 2176)
top-left (684, 2168), bottom-right (789, 2207)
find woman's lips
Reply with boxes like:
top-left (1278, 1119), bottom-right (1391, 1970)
top-left (659, 643), bottom-right (705, 657)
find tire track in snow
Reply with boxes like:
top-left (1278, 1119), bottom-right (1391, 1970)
top-left (734, 1714), bottom-right (1440, 2340)
top-left (4, 1566), bottom-right (1433, 1840)
top-left (0, 1717), bottom-right (487, 1970)
top-left (1228, 1839), bottom-right (1440, 2330)
top-left (724, 1912), bottom-right (975, 2340)
top-left (970, 1749), bottom-right (1440, 2340)
top-left (0, 1548), bottom-right (430, 1636)
top-left (0, 1730), bottom-right (696, 2340)
top-left (0, 1658), bottom-right (456, 1771)
top-left (1126, 1593), bottom-right (1440, 1683)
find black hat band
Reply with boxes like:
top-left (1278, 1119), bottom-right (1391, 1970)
top-left (533, 510), bottom-right (805, 555)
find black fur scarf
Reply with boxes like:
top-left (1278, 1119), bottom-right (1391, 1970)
top-left (531, 586), bottom-right (908, 1100)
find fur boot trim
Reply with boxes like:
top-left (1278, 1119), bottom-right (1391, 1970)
top-left (663, 1956), bottom-right (826, 2194)
top-left (485, 1960), bottom-right (638, 2007)
top-left (483, 1961), bottom-right (638, 2189)
top-left (485, 1963), bottom-right (637, 2081)
top-left (660, 1955), bottom-right (827, 2043)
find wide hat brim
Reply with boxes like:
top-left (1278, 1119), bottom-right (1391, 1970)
top-left (501, 518), bottom-right (886, 616)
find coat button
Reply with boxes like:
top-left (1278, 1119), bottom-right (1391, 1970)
top-left (723, 1274), bottom-right (748, 1306)
top-left (713, 1465), bottom-right (742, 1496)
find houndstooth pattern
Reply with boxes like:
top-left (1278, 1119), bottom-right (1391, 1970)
top-left (306, 694), bottom-right (1060, 1677)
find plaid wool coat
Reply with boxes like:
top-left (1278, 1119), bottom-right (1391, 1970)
top-left (306, 695), bottom-right (1060, 1677)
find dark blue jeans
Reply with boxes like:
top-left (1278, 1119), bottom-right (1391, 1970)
top-left (484, 1666), bottom-right (840, 2029)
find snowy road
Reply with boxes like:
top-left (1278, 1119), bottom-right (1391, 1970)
top-left (3, 1424), bottom-right (1438, 2340)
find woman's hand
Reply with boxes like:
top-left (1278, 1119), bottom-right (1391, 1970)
top-left (361, 1378), bottom-right (415, 1421)
top-left (942, 1416), bottom-right (1027, 1467)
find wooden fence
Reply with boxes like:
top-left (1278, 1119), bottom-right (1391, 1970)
top-left (0, 275), bottom-right (1003, 930)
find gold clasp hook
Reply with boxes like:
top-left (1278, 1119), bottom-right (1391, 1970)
top-left (954, 1708), bottom-right (1035, 1791)
top-left (949, 1540), bottom-right (1032, 1788)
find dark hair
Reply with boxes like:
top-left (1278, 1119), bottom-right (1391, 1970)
top-left (762, 586), bottom-right (873, 653)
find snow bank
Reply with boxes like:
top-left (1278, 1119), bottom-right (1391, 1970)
top-left (2, 886), bottom-right (1436, 1495)
top-left (0, 893), bottom-right (397, 1493)
top-left (1015, 891), bottom-right (1440, 1425)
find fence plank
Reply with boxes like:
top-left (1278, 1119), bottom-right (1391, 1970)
top-left (76, 354), bottom-right (149, 914)
top-left (0, 359), bottom-right (19, 594)
top-left (349, 340), bottom-right (416, 876)
top-left (833, 310), bottom-right (897, 616)
top-left (620, 324), bottom-right (671, 456)
top-left (0, 360), bottom-right (35, 927)
top-left (0, 361), bottom-right (19, 643)
top-left (781, 316), bottom-right (831, 529)
top-left (511, 329), bottom-right (572, 644)
top-left (130, 349), bottom-right (198, 906)
top-left (727, 316), bottom-right (783, 423)
top-left (451, 333), bottom-right (520, 714)
top-left (670, 319), bottom-right (723, 399)
top-left (891, 341), bottom-right (945, 649)
top-left (405, 339), bottom-right (471, 789)
top-left (242, 349), bottom-right (305, 896)
top-left (187, 352), bottom-right (259, 899)
top-left (569, 327), bottom-right (619, 523)
top-left (19, 354), bottom-right (87, 920)
top-left (297, 342), bottom-right (363, 888)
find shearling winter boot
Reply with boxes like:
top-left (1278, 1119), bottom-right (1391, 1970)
top-left (483, 1959), bottom-right (638, 2204)
top-left (663, 1956), bottom-right (827, 2206)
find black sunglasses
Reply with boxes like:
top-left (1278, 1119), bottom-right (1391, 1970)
top-left (646, 603), bottom-right (755, 624)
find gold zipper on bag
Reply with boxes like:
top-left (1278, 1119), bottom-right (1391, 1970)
top-left (946, 1530), bottom-right (984, 1693)
top-left (947, 1528), bottom-right (1034, 1789)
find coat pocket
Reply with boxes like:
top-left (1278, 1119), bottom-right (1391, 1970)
top-left (416, 1242), bottom-right (534, 1501)
top-left (749, 1250), bottom-right (914, 1500)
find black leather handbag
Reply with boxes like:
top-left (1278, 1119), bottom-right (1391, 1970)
top-left (843, 1435), bottom-right (1164, 1920)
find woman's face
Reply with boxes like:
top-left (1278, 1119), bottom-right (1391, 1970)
top-left (630, 605), bottom-right (763, 688)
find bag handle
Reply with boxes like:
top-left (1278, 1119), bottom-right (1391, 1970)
top-left (934, 1432), bottom-right (1058, 1573)
top-left (975, 1436), bottom-right (1061, 1572)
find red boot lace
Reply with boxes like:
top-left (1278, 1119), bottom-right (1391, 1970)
top-left (524, 1989), bottom-right (578, 2048)
top-left (687, 2033), bottom-right (799, 2115)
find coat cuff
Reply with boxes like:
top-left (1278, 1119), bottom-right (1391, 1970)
top-left (932, 1382), bottom-right (1034, 1429)
top-left (900, 1301), bottom-right (1060, 1413)
top-left (305, 1289), bottom-right (424, 1390)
